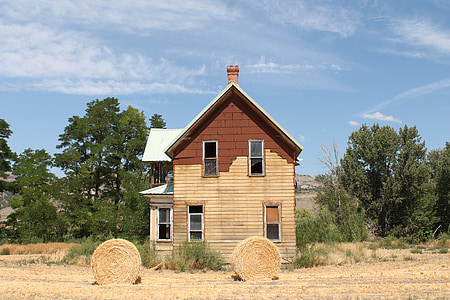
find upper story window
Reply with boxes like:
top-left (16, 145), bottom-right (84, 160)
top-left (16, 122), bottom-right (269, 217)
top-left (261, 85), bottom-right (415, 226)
top-left (203, 140), bottom-right (218, 176)
top-left (249, 140), bottom-right (264, 176)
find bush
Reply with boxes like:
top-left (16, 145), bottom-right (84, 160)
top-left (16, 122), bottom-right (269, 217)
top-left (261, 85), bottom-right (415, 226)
top-left (136, 240), bottom-right (161, 268)
top-left (292, 246), bottom-right (329, 268)
top-left (296, 208), bottom-right (341, 248)
top-left (377, 236), bottom-right (407, 249)
top-left (338, 204), bottom-right (368, 242)
top-left (1, 247), bottom-right (10, 255)
top-left (62, 236), bottom-right (101, 265)
top-left (166, 241), bottom-right (225, 271)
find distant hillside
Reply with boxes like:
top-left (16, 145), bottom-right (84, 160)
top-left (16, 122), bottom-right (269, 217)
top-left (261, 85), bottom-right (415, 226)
top-left (295, 174), bottom-right (323, 190)
top-left (0, 173), bottom-right (17, 221)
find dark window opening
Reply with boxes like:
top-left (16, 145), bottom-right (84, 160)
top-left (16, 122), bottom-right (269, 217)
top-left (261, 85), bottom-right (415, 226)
top-left (203, 141), bottom-right (218, 176)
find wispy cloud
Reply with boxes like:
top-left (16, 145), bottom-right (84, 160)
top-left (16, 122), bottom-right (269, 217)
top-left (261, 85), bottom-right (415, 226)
top-left (2, 0), bottom-right (233, 33)
top-left (363, 112), bottom-right (401, 123)
top-left (251, 0), bottom-right (361, 37)
top-left (246, 57), bottom-right (343, 74)
top-left (348, 121), bottom-right (360, 126)
top-left (0, 22), bottom-right (207, 94)
top-left (368, 78), bottom-right (450, 112)
top-left (390, 18), bottom-right (450, 56)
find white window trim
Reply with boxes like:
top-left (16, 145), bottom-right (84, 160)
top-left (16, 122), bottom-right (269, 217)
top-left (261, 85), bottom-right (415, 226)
top-left (264, 204), bottom-right (281, 242)
top-left (156, 205), bottom-right (173, 242)
top-left (203, 140), bottom-right (219, 177)
top-left (249, 139), bottom-right (265, 176)
top-left (188, 205), bottom-right (204, 241)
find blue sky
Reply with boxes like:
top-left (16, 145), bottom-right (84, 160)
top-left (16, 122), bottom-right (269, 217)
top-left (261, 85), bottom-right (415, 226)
top-left (1, 0), bottom-right (450, 177)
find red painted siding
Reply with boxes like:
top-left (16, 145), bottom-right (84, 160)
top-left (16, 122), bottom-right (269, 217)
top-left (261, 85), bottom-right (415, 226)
top-left (172, 94), bottom-right (297, 172)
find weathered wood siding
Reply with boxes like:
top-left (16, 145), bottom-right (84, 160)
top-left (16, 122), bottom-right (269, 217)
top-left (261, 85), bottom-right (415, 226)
top-left (173, 150), bottom-right (297, 262)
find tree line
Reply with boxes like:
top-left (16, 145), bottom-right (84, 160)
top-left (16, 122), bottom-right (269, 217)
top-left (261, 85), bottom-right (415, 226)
top-left (315, 124), bottom-right (450, 243)
top-left (0, 97), bottom-right (165, 243)
top-left (1, 97), bottom-right (449, 244)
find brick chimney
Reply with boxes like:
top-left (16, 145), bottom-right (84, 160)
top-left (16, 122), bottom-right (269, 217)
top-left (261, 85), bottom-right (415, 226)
top-left (227, 65), bottom-right (239, 85)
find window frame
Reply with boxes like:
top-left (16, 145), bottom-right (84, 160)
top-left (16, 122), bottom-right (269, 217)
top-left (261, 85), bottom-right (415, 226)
top-left (203, 140), bottom-right (218, 177)
top-left (249, 139), bottom-right (265, 176)
top-left (188, 205), bottom-right (204, 241)
top-left (264, 204), bottom-right (281, 242)
top-left (156, 206), bottom-right (173, 242)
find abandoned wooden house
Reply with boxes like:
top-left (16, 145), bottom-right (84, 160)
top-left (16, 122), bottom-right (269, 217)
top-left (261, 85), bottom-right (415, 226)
top-left (140, 65), bottom-right (303, 262)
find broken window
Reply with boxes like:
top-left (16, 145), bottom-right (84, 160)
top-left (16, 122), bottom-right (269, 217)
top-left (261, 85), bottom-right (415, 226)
top-left (203, 141), bottom-right (218, 176)
top-left (265, 204), bottom-right (280, 241)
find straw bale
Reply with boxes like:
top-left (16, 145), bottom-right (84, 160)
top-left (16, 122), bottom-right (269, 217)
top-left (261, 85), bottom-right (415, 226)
top-left (91, 239), bottom-right (141, 285)
top-left (231, 236), bottom-right (281, 281)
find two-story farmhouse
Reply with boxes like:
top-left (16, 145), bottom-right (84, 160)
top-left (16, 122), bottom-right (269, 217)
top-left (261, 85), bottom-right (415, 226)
top-left (140, 66), bottom-right (303, 262)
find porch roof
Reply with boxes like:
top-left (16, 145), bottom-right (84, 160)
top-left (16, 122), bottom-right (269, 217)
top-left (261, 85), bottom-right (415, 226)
top-left (139, 182), bottom-right (173, 195)
top-left (142, 128), bottom-right (183, 162)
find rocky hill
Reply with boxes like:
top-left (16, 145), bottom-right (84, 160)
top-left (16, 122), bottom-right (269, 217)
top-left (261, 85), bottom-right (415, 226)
top-left (295, 174), bottom-right (323, 190)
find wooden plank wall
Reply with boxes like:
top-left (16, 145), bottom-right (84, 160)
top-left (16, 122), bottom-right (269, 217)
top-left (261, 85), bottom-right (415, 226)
top-left (173, 149), bottom-right (297, 262)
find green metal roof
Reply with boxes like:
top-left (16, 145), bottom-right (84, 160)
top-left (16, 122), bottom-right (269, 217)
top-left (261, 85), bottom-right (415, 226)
top-left (139, 182), bottom-right (173, 195)
top-left (142, 128), bottom-right (183, 162)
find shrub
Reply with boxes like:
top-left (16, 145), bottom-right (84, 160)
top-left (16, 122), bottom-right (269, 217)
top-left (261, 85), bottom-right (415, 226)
top-left (292, 246), bottom-right (329, 268)
top-left (1, 247), bottom-right (10, 255)
top-left (63, 236), bottom-right (101, 265)
top-left (378, 236), bottom-right (407, 249)
top-left (338, 204), bottom-right (368, 242)
top-left (136, 240), bottom-right (161, 268)
top-left (166, 241), bottom-right (224, 271)
top-left (296, 208), bottom-right (341, 248)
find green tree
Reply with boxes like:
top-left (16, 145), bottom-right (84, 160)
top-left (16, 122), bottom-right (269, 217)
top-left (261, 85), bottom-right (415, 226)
top-left (428, 142), bottom-right (450, 233)
top-left (7, 149), bottom-right (66, 242)
top-left (149, 113), bottom-right (166, 129)
top-left (54, 97), bottom-right (150, 239)
top-left (315, 142), bottom-right (368, 242)
top-left (340, 124), bottom-right (436, 241)
top-left (0, 119), bottom-right (15, 192)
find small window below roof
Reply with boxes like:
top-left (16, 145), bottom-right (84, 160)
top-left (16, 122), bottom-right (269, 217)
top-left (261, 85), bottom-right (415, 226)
top-left (203, 141), bottom-right (218, 177)
top-left (249, 140), bottom-right (264, 176)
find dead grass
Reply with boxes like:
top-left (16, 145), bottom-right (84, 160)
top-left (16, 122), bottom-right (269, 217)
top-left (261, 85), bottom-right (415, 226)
top-left (0, 242), bottom-right (78, 255)
top-left (0, 249), bottom-right (448, 299)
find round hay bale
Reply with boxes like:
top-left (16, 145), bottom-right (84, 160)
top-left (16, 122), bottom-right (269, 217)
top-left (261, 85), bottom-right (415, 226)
top-left (231, 236), bottom-right (281, 281)
top-left (91, 238), bottom-right (141, 285)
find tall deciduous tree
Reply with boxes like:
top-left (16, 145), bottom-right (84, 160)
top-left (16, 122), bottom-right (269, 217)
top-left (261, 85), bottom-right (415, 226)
top-left (340, 124), bottom-right (436, 240)
top-left (54, 97), bottom-right (150, 239)
top-left (428, 142), bottom-right (450, 233)
top-left (0, 119), bottom-right (15, 192)
top-left (315, 142), bottom-right (368, 242)
top-left (7, 149), bottom-right (65, 242)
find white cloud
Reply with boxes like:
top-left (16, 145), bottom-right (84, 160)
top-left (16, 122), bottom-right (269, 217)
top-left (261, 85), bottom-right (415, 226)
top-left (363, 112), bottom-right (401, 123)
top-left (0, 22), bottom-right (207, 94)
top-left (1, 0), bottom-right (234, 33)
top-left (391, 18), bottom-right (450, 55)
top-left (251, 0), bottom-right (361, 37)
top-left (348, 121), bottom-right (359, 126)
top-left (299, 135), bottom-right (306, 142)
top-left (246, 56), bottom-right (344, 74)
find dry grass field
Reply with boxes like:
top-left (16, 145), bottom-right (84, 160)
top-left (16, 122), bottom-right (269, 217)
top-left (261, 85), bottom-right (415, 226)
top-left (0, 242), bottom-right (449, 299)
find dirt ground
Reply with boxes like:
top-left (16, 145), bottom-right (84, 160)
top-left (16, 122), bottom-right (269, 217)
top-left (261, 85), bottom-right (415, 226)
top-left (0, 249), bottom-right (448, 300)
